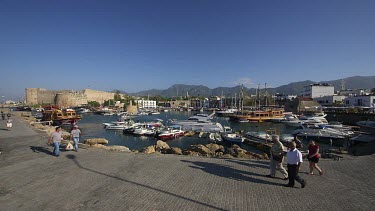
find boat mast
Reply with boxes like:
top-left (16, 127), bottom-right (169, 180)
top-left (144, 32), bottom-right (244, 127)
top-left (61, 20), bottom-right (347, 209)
top-left (258, 84), bottom-right (261, 108)
top-left (265, 83), bottom-right (267, 107)
top-left (241, 84), bottom-right (244, 114)
top-left (234, 93), bottom-right (237, 109)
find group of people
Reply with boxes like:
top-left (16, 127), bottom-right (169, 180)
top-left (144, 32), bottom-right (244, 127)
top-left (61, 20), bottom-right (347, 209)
top-left (47, 125), bottom-right (82, 157)
top-left (268, 135), bottom-right (323, 188)
top-left (1, 111), bottom-right (12, 130)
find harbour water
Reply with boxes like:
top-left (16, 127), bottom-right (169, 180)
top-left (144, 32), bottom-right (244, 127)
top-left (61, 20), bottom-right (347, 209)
top-left (74, 111), bottom-right (295, 152)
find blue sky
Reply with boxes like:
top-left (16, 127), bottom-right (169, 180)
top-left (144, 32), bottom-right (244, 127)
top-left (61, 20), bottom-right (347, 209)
top-left (1, 0), bottom-right (374, 100)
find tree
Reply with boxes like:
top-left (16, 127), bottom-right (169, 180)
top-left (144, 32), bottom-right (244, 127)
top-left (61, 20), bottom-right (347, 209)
top-left (103, 99), bottom-right (115, 106)
top-left (88, 101), bottom-right (100, 107)
top-left (114, 90), bottom-right (122, 101)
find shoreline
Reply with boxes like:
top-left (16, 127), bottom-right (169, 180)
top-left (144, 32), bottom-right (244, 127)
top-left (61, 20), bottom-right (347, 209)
top-left (11, 111), bottom-right (270, 160)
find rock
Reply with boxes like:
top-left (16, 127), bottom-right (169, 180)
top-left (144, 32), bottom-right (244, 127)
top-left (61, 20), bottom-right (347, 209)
top-left (222, 154), bottom-right (234, 158)
top-left (155, 140), bottom-right (170, 151)
top-left (170, 147), bottom-right (182, 155)
top-left (191, 144), bottom-right (212, 156)
top-left (262, 153), bottom-right (269, 160)
top-left (184, 131), bottom-right (195, 137)
top-left (142, 146), bottom-right (156, 154)
top-left (225, 148), bottom-right (236, 156)
top-left (106, 145), bottom-right (131, 152)
top-left (205, 143), bottom-right (221, 152)
top-left (183, 150), bottom-right (202, 156)
top-left (78, 143), bottom-right (90, 149)
top-left (91, 144), bottom-right (107, 149)
top-left (226, 144), bottom-right (247, 157)
top-left (84, 138), bottom-right (109, 145)
top-left (236, 150), bottom-right (247, 158)
top-left (215, 152), bottom-right (224, 157)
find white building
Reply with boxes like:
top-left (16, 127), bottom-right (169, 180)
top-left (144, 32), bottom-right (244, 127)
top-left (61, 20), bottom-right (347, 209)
top-left (275, 93), bottom-right (297, 101)
top-left (137, 100), bottom-right (157, 109)
top-left (344, 96), bottom-right (375, 107)
top-left (315, 95), bottom-right (347, 106)
top-left (338, 89), bottom-right (370, 97)
top-left (300, 84), bottom-right (334, 98)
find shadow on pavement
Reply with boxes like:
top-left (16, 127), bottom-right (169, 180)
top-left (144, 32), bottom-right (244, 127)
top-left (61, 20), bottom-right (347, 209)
top-left (181, 160), bottom-right (283, 187)
top-left (224, 159), bottom-right (270, 169)
top-left (65, 154), bottom-right (227, 211)
top-left (30, 146), bottom-right (54, 155)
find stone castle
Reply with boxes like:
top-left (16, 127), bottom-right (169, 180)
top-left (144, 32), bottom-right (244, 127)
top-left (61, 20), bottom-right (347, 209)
top-left (25, 88), bottom-right (125, 107)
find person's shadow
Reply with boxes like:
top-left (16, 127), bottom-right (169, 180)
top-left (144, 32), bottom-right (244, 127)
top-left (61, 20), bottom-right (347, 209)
top-left (181, 160), bottom-right (283, 187)
top-left (30, 146), bottom-right (54, 155)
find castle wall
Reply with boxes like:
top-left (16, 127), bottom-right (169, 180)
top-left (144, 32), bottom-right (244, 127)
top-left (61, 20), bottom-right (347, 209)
top-left (25, 88), bottom-right (56, 105)
top-left (83, 89), bottom-right (116, 104)
top-left (26, 88), bottom-right (124, 107)
top-left (55, 92), bottom-right (88, 107)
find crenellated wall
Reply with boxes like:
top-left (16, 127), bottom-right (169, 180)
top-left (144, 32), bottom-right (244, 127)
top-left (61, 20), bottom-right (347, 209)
top-left (25, 88), bottom-right (124, 107)
top-left (83, 89), bottom-right (116, 104)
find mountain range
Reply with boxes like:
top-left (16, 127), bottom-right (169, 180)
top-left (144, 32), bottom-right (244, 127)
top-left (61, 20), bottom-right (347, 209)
top-left (123, 76), bottom-right (375, 97)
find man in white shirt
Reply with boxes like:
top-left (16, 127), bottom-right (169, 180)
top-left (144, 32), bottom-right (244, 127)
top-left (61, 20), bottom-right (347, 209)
top-left (286, 142), bottom-right (306, 188)
top-left (70, 125), bottom-right (82, 152)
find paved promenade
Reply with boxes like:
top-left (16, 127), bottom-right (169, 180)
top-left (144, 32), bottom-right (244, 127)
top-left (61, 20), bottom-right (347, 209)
top-left (1, 116), bottom-right (374, 211)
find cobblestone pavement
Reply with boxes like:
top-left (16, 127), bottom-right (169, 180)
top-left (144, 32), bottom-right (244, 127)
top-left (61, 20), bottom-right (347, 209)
top-left (1, 116), bottom-right (374, 211)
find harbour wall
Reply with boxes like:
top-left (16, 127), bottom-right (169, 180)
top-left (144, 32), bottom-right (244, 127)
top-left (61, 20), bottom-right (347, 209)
top-left (326, 112), bottom-right (375, 125)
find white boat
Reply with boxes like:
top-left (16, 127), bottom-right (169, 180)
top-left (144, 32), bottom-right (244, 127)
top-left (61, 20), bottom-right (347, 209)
top-left (133, 127), bottom-right (155, 136)
top-left (216, 108), bottom-right (238, 116)
top-left (221, 127), bottom-right (244, 145)
top-left (169, 112), bottom-right (224, 132)
top-left (148, 111), bottom-right (161, 115)
top-left (281, 114), bottom-right (303, 127)
top-left (157, 127), bottom-right (185, 140)
top-left (104, 119), bottom-right (135, 130)
top-left (209, 132), bottom-right (223, 142)
top-left (245, 131), bottom-right (272, 142)
top-left (292, 123), bottom-right (350, 144)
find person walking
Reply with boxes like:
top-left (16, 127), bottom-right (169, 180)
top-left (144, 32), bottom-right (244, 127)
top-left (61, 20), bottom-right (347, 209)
top-left (308, 140), bottom-right (323, 175)
top-left (48, 127), bottom-right (63, 157)
top-left (1, 112), bottom-right (5, 120)
top-left (6, 112), bottom-right (11, 120)
top-left (6, 118), bottom-right (12, 130)
top-left (286, 142), bottom-right (306, 188)
top-left (267, 135), bottom-right (288, 180)
top-left (70, 125), bottom-right (82, 152)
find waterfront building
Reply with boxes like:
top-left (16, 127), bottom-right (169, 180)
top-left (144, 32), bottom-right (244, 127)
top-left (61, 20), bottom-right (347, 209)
top-left (275, 93), bottom-right (297, 101)
top-left (344, 95), bottom-right (375, 107)
top-left (338, 89), bottom-right (370, 97)
top-left (300, 84), bottom-right (334, 98)
top-left (284, 97), bottom-right (321, 113)
top-left (171, 100), bottom-right (190, 108)
top-left (137, 100), bottom-right (157, 109)
top-left (315, 95), bottom-right (347, 106)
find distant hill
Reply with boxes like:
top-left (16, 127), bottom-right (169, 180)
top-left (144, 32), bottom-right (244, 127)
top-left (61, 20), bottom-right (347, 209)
top-left (129, 76), bottom-right (375, 97)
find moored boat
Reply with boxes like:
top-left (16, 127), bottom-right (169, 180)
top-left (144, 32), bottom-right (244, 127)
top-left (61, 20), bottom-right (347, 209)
top-left (229, 109), bottom-right (284, 123)
top-left (42, 107), bottom-right (82, 126)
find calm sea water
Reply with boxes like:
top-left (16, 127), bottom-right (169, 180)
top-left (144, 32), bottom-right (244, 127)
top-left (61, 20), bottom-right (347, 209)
top-left (73, 111), bottom-right (295, 152)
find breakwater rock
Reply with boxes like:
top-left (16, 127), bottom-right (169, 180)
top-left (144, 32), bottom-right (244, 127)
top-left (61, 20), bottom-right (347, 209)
top-left (91, 144), bottom-right (131, 152)
top-left (140, 141), bottom-right (269, 160)
top-left (84, 138), bottom-right (109, 145)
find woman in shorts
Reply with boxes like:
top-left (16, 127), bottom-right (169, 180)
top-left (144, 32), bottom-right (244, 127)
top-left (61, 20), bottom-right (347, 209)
top-left (307, 140), bottom-right (323, 175)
